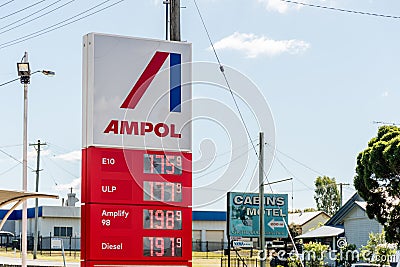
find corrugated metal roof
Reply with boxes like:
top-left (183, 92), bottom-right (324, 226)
top-left (288, 211), bottom-right (329, 226)
top-left (295, 225), bottom-right (344, 239)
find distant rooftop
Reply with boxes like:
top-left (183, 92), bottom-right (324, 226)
top-left (289, 211), bottom-right (330, 226)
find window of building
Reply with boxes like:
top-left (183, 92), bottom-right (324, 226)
top-left (54, 226), bottom-right (73, 237)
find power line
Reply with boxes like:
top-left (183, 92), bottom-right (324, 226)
top-left (44, 155), bottom-right (80, 178)
top-left (266, 142), bottom-right (325, 176)
top-left (0, 144), bottom-right (22, 148)
top-left (0, 0), bottom-right (124, 49)
top-left (194, 146), bottom-right (254, 180)
top-left (46, 141), bottom-right (78, 154)
top-left (281, 0), bottom-right (400, 19)
top-left (0, 148), bottom-right (35, 171)
top-left (41, 157), bottom-right (59, 186)
top-left (0, 0), bottom-right (114, 46)
top-left (0, 0), bottom-right (74, 34)
top-left (192, 0), bottom-right (259, 160)
top-left (194, 138), bottom-right (258, 164)
top-left (0, 0), bottom-right (45, 20)
top-left (0, 162), bottom-right (20, 176)
top-left (193, 0), bottom-right (300, 261)
top-left (0, 1), bottom-right (15, 9)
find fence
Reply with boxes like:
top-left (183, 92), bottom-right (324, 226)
top-left (220, 258), bottom-right (261, 267)
top-left (2, 234), bottom-right (80, 257)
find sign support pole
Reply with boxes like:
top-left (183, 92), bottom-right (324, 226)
top-left (259, 132), bottom-right (265, 267)
top-left (227, 192), bottom-right (231, 267)
top-left (170, 0), bottom-right (180, 41)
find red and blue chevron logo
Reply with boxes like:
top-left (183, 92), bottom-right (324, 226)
top-left (120, 51), bottom-right (182, 112)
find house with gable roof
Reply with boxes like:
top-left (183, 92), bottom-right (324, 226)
top-left (296, 192), bottom-right (383, 250)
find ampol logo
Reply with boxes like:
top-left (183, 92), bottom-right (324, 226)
top-left (104, 51), bottom-right (183, 138)
top-left (120, 51), bottom-right (182, 112)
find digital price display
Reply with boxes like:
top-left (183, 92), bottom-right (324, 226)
top-left (143, 237), bottom-right (182, 257)
top-left (82, 147), bottom-right (191, 206)
top-left (143, 209), bottom-right (182, 230)
top-left (144, 154), bottom-right (182, 175)
top-left (143, 181), bottom-right (182, 202)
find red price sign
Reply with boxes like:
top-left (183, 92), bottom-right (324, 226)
top-left (82, 147), bottom-right (192, 206)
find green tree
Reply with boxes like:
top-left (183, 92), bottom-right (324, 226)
top-left (336, 243), bottom-right (357, 267)
top-left (360, 230), bottom-right (397, 265)
top-left (303, 241), bottom-right (329, 267)
top-left (314, 176), bottom-right (340, 216)
top-left (354, 126), bottom-right (400, 243)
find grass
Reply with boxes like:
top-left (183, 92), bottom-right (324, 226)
top-left (0, 248), bottom-right (260, 267)
top-left (0, 247), bottom-right (80, 262)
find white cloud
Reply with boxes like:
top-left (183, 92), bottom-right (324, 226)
top-left (54, 150), bottom-right (81, 162)
top-left (213, 32), bottom-right (310, 58)
top-left (258, 0), bottom-right (291, 13)
top-left (27, 148), bottom-right (50, 160)
top-left (382, 91), bottom-right (389, 97)
top-left (54, 178), bottom-right (81, 192)
top-left (257, 0), bottom-right (335, 14)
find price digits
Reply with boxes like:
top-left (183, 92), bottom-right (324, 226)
top-left (144, 181), bottom-right (182, 202)
top-left (143, 237), bottom-right (182, 257)
top-left (143, 209), bottom-right (182, 230)
top-left (144, 154), bottom-right (182, 175)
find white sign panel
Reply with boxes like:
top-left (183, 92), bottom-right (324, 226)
top-left (51, 239), bottom-right (62, 249)
top-left (232, 241), bottom-right (253, 248)
top-left (82, 33), bottom-right (192, 151)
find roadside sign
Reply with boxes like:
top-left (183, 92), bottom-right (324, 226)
top-left (232, 241), bottom-right (253, 248)
top-left (51, 239), bottom-right (62, 249)
top-left (227, 192), bottom-right (288, 238)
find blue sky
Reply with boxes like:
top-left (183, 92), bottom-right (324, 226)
top-left (0, 0), bottom-right (399, 210)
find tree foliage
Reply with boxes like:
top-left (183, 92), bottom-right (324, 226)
top-left (336, 243), bottom-right (357, 267)
top-left (314, 176), bottom-right (340, 216)
top-left (354, 126), bottom-right (400, 243)
top-left (303, 241), bottom-right (329, 267)
top-left (360, 230), bottom-right (397, 265)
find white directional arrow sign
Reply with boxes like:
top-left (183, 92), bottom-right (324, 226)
top-left (267, 219), bottom-right (285, 230)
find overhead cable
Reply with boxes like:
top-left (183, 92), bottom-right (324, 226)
top-left (0, 0), bottom-right (124, 49)
top-left (0, 1), bottom-right (15, 9)
top-left (281, 0), bottom-right (400, 19)
top-left (0, 0), bottom-right (45, 20)
top-left (0, 0), bottom-right (74, 34)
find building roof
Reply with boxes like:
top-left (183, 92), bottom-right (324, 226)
top-left (289, 211), bottom-right (329, 226)
top-left (326, 193), bottom-right (365, 226)
top-left (295, 225), bottom-right (344, 239)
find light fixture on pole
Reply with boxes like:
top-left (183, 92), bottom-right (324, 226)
top-left (15, 52), bottom-right (55, 267)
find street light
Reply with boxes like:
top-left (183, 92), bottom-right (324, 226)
top-left (0, 69), bottom-right (55, 87)
top-left (0, 52), bottom-right (55, 267)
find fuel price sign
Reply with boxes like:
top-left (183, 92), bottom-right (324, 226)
top-left (81, 33), bottom-right (192, 267)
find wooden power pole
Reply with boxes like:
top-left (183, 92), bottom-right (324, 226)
top-left (30, 140), bottom-right (46, 259)
top-left (170, 0), bottom-right (180, 41)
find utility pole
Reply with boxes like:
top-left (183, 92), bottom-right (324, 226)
top-left (259, 132), bottom-right (265, 267)
top-left (30, 140), bottom-right (46, 259)
top-left (338, 182), bottom-right (350, 207)
top-left (170, 0), bottom-right (180, 41)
